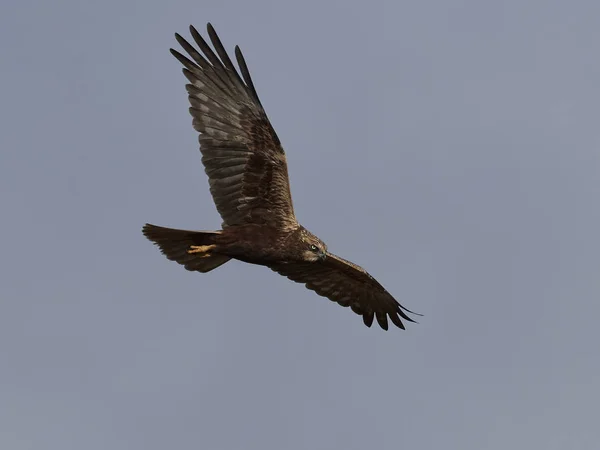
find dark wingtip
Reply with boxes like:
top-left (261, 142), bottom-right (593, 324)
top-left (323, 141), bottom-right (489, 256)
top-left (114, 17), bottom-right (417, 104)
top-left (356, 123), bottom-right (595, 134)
top-left (174, 33), bottom-right (188, 48)
top-left (389, 313), bottom-right (406, 330)
top-left (169, 48), bottom-right (185, 61)
top-left (397, 304), bottom-right (422, 325)
top-left (401, 305), bottom-right (424, 317)
top-left (142, 223), bottom-right (159, 243)
top-left (375, 312), bottom-right (389, 331)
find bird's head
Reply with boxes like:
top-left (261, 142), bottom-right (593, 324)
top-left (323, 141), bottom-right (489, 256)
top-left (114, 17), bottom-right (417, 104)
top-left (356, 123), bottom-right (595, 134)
top-left (300, 229), bottom-right (327, 262)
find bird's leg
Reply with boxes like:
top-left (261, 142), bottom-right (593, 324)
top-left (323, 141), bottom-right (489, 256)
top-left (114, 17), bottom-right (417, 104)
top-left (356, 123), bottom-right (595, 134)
top-left (187, 244), bottom-right (216, 257)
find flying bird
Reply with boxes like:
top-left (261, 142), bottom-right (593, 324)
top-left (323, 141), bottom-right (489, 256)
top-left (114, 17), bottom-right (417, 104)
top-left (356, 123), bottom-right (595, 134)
top-left (143, 23), bottom-right (420, 330)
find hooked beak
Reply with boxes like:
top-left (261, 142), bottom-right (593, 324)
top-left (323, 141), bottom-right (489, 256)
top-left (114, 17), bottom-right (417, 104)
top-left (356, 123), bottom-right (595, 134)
top-left (319, 250), bottom-right (327, 261)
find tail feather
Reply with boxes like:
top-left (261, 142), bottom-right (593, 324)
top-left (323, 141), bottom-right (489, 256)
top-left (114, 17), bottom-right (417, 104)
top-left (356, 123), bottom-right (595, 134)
top-left (142, 223), bottom-right (231, 273)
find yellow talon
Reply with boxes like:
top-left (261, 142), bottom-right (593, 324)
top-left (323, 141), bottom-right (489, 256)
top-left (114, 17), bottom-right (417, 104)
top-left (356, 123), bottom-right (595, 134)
top-left (187, 244), bottom-right (216, 256)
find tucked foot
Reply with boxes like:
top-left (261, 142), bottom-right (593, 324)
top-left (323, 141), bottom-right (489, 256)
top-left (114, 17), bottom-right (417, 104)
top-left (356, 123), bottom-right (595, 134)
top-left (187, 244), bottom-right (216, 257)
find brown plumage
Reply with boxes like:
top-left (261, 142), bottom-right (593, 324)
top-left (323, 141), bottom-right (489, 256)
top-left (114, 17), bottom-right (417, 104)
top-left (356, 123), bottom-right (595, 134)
top-left (143, 23), bottom-right (420, 330)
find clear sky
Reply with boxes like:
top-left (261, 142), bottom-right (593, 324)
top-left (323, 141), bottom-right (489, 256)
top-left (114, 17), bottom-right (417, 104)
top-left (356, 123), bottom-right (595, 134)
top-left (1, 1), bottom-right (599, 449)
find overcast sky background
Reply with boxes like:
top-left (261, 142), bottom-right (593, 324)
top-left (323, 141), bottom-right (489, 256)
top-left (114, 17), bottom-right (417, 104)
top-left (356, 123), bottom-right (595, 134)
top-left (1, 0), bottom-right (599, 449)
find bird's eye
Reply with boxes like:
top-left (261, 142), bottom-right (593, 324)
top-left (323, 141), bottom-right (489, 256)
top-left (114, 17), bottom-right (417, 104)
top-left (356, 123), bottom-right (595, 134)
top-left (310, 244), bottom-right (318, 252)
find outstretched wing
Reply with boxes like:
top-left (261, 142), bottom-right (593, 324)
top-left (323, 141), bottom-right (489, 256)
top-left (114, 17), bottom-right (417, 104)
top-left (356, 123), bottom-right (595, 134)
top-left (270, 253), bottom-right (419, 330)
top-left (171, 24), bottom-right (297, 230)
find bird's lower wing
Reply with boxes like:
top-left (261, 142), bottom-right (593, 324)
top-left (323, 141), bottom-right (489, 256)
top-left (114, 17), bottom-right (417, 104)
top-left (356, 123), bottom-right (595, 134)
top-left (269, 253), bottom-right (419, 330)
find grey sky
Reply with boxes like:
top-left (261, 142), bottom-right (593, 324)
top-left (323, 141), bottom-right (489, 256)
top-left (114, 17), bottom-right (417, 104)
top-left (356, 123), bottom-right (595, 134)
top-left (1, 0), bottom-right (599, 449)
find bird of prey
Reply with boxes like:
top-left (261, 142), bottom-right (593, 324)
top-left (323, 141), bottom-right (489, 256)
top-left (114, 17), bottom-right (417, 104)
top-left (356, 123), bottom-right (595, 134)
top-left (143, 23), bottom-right (420, 330)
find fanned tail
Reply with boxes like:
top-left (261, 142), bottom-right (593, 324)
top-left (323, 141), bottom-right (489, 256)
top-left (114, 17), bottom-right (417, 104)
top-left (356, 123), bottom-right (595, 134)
top-left (142, 223), bottom-right (231, 273)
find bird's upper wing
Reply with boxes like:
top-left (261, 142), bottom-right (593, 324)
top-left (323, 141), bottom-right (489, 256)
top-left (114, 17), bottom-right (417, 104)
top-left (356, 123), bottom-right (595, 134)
top-left (171, 24), bottom-right (297, 230)
top-left (269, 253), bottom-right (419, 330)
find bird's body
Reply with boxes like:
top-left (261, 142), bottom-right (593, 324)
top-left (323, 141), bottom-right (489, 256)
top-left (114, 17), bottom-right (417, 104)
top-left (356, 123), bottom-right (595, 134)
top-left (210, 224), bottom-right (325, 265)
top-left (143, 23), bottom-right (419, 330)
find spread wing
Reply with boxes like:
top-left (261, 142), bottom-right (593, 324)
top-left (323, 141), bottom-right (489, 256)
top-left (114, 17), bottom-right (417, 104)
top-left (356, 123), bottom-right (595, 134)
top-left (269, 253), bottom-right (419, 330)
top-left (171, 24), bottom-right (297, 230)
